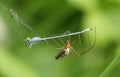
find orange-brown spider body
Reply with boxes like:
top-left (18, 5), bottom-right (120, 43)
top-left (55, 40), bottom-right (70, 60)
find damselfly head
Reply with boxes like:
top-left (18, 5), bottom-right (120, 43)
top-left (26, 37), bottom-right (41, 48)
top-left (26, 37), bottom-right (33, 48)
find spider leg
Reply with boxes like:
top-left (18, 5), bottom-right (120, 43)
top-left (64, 31), bottom-right (71, 42)
top-left (87, 31), bottom-right (90, 47)
top-left (79, 44), bottom-right (95, 56)
top-left (45, 39), bottom-right (62, 50)
top-left (70, 46), bottom-right (80, 56)
top-left (78, 34), bottom-right (81, 46)
top-left (52, 38), bottom-right (62, 47)
top-left (79, 27), bottom-right (96, 56)
top-left (67, 34), bottom-right (71, 42)
top-left (58, 38), bottom-right (65, 45)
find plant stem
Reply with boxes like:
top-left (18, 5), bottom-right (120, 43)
top-left (99, 54), bottom-right (120, 77)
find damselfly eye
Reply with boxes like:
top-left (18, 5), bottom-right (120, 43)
top-left (26, 38), bottom-right (33, 48)
top-left (26, 38), bottom-right (31, 43)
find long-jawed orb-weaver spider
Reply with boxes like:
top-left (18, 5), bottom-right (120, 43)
top-left (55, 40), bottom-right (71, 59)
top-left (45, 27), bottom-right (96, 60)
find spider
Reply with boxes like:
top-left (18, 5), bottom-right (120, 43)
top-left (45, 27), bottom-right (96, 60)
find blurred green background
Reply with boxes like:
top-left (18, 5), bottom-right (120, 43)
top-left (0, 0), bottom-right (120, 77)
